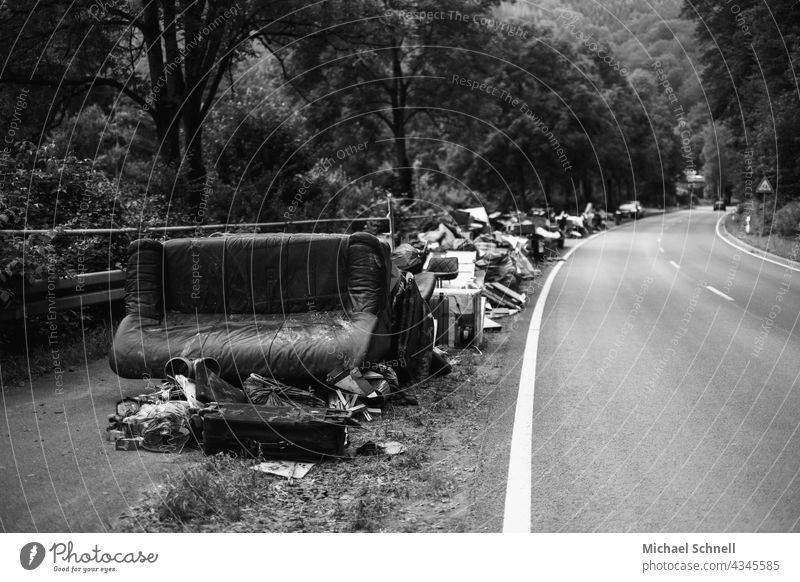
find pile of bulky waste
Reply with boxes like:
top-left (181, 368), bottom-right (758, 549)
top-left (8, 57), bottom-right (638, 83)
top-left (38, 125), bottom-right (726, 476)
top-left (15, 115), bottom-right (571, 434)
top-left (107, 205), bottom-right (565, 473)
top-left (106, 356), bottom-right (407, 466)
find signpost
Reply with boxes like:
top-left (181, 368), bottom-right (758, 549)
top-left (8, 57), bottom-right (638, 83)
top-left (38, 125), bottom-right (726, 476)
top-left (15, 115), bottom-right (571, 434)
top-left (756, 176), bottom-right (773, 195)
top-left (755, 176), bottom-right (774, 237)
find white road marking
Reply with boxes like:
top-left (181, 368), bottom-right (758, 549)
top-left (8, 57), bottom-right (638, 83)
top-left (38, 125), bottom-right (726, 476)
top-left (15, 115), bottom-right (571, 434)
top-left (659, 247), bottom-right (665, 253)
top-left (669, 260), bottom-right (681, 269)
top-left (715, 212), bottom-right (800, 274)
top-left (502, 233), bottom-right (600, 533)
top-left (706, 285), bottom-right (734, 301)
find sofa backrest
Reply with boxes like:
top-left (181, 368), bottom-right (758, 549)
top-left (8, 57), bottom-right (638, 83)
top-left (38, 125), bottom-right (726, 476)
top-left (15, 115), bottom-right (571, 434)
top-left (124, 233), bottom-right (391, 318)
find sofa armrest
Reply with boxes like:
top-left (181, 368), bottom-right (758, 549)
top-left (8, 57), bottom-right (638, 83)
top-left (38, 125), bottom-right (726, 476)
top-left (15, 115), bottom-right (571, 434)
top-left (125, 239), bottom-right (164, 320)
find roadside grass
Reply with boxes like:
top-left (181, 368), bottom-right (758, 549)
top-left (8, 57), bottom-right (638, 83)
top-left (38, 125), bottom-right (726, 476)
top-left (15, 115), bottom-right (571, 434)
top-left (725, 214), bottom-right (800, 262)
top-left (0, 317), bottom-right (116, 388)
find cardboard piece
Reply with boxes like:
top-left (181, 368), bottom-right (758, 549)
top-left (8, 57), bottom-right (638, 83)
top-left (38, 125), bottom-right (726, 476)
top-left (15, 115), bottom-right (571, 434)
top-left (251, 460), bottom-right (315, 479)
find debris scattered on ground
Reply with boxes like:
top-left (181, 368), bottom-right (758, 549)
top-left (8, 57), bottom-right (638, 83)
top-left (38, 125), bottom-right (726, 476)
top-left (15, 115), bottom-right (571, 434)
top-left (115, 437), bottom-right (144, 451)
top-left (430, 347), bottom-right (453, 377)
top-left (379, 441), bottom-right (407, 455)
top-left (243, 373), bottom-right (326, 407)
top-left (251, 460), bottom-right (316, 479)
top-left (356, 440), bottom-right (407, 456)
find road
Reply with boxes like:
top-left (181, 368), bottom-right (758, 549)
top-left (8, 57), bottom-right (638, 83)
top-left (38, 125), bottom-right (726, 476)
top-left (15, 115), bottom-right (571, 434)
top-left (0, 359), bottom-right (196, 532)
top-left (525, 207), bottom-right (800, 532)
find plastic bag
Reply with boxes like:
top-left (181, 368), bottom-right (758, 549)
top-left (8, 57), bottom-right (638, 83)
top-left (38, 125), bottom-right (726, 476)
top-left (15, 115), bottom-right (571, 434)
top-left (391, 243), bottom-right (426, 274)
top-left (476, 250), bottom-right (519, 290)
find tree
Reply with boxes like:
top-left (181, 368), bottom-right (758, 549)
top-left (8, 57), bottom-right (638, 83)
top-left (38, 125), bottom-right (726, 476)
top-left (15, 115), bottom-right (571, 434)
top-left (700, 121), bottom-right (736, 201)
top-left (0, 0), bottom-right (313, 208)
top-left (279, 0), bottom-right (500, 199)
top-left (683, 0), bottom-right (800, 202)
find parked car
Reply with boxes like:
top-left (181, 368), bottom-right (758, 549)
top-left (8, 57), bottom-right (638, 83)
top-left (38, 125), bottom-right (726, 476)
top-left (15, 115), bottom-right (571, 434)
top-left (618, 201), bottom-right (645, 219)
top-left (713, 199), bottom-right (726, 211)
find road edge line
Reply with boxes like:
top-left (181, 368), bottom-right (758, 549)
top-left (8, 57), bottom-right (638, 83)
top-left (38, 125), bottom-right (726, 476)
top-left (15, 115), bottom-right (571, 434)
top-left (502, 232), bottom-right (600, 533)
top-left (715, 213), bottom-right (800, 274)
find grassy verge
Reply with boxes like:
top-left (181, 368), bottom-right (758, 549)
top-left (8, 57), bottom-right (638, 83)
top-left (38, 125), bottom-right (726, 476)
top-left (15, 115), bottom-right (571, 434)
top-left (725, 213), bottom-right (800, 262)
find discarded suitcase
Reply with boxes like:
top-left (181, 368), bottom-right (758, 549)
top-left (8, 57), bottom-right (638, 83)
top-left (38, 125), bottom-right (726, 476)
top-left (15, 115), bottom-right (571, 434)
top-left (201, 403), bottom-right (349, 460)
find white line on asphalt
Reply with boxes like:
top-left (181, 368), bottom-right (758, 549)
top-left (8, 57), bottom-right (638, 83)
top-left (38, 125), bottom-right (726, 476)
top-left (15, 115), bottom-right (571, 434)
top-left (669, 260), bottom-right (681, 269)
top-left (659, 247), bottom-right (665, 253)
top-left (715, 212), bottom-right (800, 273)
top-left (705, 285), bottom-right (734, 301)
top-left (502, 233), bottom-right (601, 533)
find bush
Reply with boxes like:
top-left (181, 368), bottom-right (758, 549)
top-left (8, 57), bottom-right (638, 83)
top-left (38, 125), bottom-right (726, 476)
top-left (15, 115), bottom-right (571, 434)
top-left (0, 142), bottom-right (129, 285)
top-left (772, 201), bottom-right (800, 237)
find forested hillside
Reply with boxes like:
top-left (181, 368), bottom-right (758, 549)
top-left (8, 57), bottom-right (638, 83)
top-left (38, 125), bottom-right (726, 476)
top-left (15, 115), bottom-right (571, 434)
top-left (2, 0), bottom-right (798, 291)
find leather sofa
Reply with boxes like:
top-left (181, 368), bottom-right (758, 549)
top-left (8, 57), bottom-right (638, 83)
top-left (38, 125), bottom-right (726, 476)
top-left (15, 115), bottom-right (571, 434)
top-left (109, 232), bottom-right (395, 384)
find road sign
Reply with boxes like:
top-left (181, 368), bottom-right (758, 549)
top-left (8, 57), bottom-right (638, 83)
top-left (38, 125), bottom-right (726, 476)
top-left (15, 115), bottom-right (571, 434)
top-left (756, 176), bottom-right (773, 194)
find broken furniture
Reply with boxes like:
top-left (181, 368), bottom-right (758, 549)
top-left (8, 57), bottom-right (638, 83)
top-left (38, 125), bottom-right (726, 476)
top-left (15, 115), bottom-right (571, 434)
top-left (413, 255), bottom-right (459, 304)
top-left (110, 233), bottom-right (394, 384)
top-left (482, 282), bottom-right (526, 311)
top-left (430, 287), bottom-right (484, 348)
top-left (428, 250), bottom-right (479, 289)
top-left (201, 403), bottom-right (350, 460)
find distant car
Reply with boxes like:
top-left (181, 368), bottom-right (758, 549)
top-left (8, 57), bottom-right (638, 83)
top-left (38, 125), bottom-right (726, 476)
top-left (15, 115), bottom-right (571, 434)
top-left (713, 199), bottom-right (726, 211)
top-left (618, 201), bottom-right (645, 219)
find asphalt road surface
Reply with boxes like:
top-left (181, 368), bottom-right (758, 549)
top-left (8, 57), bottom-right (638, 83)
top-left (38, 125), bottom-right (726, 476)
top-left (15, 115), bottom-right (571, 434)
top-left (0, 359), bottom-right (196, 532)
top-left (529, 208), bottom-right (800, 532)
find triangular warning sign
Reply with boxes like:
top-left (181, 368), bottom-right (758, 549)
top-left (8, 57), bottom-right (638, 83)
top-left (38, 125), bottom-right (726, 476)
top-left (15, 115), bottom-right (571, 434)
top-left (756, 176), bottom-right (773, 194)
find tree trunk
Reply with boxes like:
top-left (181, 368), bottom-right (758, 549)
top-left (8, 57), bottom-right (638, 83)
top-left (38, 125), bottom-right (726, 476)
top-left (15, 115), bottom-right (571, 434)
top-left (183, 108), bottom-right (207, 210)
top-left (391, 46), bottom-right (413, 198)
top-left (393, 123), bottom-right (413, 198)
top-left (516, 151), bottom-right (527, 211)
top-left (141, 2), bottom-right (181, 169)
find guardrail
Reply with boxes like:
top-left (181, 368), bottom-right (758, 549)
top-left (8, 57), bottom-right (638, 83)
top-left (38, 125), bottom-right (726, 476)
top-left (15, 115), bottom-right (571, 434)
top-left (0, 199), bottom-right (439, 322)
top-left (0, 270), bottom-right (126, 322)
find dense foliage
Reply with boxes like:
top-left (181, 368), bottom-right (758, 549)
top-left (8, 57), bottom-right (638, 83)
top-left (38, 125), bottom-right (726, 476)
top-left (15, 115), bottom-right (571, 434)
top-left (2, 0), bottom-right (798, 301)
top-left (682, 0), bottom-right (800, 226)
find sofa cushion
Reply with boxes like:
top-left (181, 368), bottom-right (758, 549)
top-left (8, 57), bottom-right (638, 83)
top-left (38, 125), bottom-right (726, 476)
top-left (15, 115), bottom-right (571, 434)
top-left (110, 310), bottom-right (379, 382)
